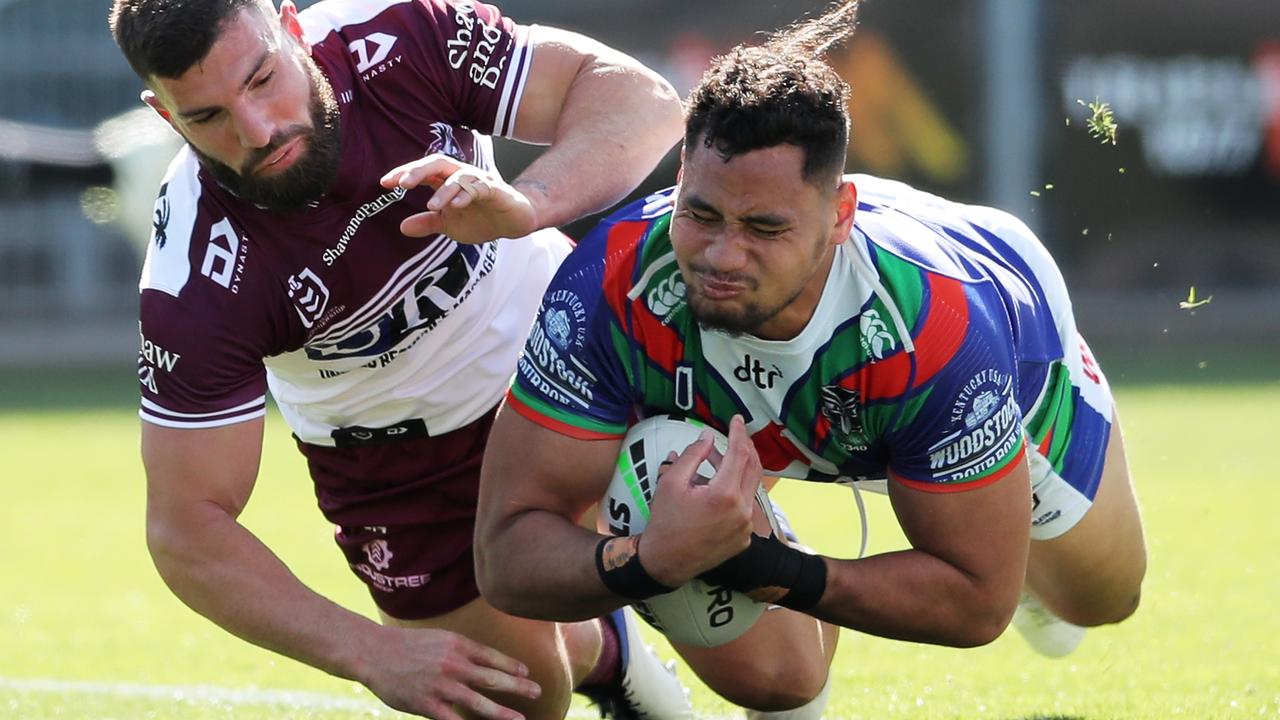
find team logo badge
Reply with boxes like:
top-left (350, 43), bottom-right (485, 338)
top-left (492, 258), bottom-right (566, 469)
top-left (362, 539), bottom-right (393, 571)
top-left (427, 122), bottom-right (465, 160)
top-left (819, 385), bottom-right (869, 452)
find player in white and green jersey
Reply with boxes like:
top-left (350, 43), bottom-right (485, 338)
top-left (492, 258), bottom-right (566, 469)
top-left (476, 0), bottom-right (1148, 711)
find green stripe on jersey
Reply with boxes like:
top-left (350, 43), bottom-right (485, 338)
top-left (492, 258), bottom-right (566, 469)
top-left (870, 250), bottom-right (926, 331)
top-left (510, 384), bottom-right (627, 436)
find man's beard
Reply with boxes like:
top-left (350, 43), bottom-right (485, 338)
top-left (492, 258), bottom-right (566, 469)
top-left (686, 274), bottom-right (785, 338)
top-left (195, 56), bottom-right (342, 212)
top-left (685, 238), bottom-right (830, 338)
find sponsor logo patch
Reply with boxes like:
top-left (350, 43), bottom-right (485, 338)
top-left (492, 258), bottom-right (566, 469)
top-left (859, 308), bottom-right (896, 361)
top-left (543, 289), bottom-right (587, 351)
top-left (362, 539), bottom-right (393, 571)
top-left (350, 32), bottom-right (403, 80)
top-left (646, 272), bottom-right (686, 323)
top-left (929, 370), bottom-right (1021, 481)
top-left (446, 2), bottom-right (508, 89)
top-left (733, 353), bottom-right (782, 390)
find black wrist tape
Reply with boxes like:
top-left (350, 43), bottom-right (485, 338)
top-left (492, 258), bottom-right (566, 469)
top-left (701, 534), bottom-right (828, 611)
top-left (595, 536), bottom-right (675, 600)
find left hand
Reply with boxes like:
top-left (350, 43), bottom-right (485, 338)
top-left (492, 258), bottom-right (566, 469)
top-left (638, 415), bottom-right (764, 587)
top-left (380, 154), bottom-right (538, 244)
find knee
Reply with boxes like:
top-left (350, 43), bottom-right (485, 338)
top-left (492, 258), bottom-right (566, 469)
top-left (1076, 587), bottom-right (1142, 627)
top-left (711, 655), bottom-right (828, 711)
top-left (1055, 577), bottom-right (1143, 627)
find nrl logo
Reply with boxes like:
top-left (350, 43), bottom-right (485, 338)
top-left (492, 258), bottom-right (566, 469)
top-left (819, 385), bottom-right (869, 452)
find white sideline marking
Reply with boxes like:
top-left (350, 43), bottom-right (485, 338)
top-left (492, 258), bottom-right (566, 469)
top-left (0, 677), bottom-right (610, 717)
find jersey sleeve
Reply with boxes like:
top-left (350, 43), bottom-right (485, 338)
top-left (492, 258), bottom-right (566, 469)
top-left (506, 214), bottom-right (645, 440)
top-left (136, 160), bottom-right (275, 430)
top-left (882, 277), bottom-right (1027, 491)
top-left (403, 0), bottom-right (533, 138)
top-left (138, 292), bottom-right (269, 429)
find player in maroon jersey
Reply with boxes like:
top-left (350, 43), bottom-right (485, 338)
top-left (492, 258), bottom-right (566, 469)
top-left (110, 0), bottom-right (688, 717)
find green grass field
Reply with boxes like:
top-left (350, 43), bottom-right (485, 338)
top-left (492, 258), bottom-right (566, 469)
top-left (1, 367), bottom-right (1278, 719)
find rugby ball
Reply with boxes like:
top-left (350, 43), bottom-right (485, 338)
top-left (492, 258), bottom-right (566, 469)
top-left (599, 415), bottom-right (778, 647)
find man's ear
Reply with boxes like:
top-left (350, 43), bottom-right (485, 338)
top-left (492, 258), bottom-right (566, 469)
top-left (832, 179), bottom-right (857, 244)
top-left (141, 89), bottom-right (178, 132)
top-left (278, 1), bottom-right (310, 51)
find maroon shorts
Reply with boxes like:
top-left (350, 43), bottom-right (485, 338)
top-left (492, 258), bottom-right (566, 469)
top-left (296, 408), bottom-right (496, 620)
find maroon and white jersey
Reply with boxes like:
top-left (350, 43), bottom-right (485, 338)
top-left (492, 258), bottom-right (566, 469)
top-left (137, 0), bottom-right (569, 445)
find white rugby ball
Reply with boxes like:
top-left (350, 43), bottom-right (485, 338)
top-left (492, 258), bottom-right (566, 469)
top-left (599, 415), bottom-right (778, 648)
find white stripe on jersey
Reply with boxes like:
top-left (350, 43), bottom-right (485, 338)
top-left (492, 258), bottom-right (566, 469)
top-left (140, 407), bottom-right (268, 430)
top-left (627, 251), bottom-right (678, 300)
top-left (139, 148), bottom-right (201, 298)
top-left (141, 395), bottom-right (267, 419)
top-left (298, 0), bottom-right (414, 45)
top-left (493, 24), bottom-right (532, 138)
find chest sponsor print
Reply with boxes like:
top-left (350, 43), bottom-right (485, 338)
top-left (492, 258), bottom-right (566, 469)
top-left (305, 243), bottom-right (496, 363)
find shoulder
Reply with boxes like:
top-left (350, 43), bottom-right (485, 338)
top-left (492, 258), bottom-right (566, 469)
top-left (138, 148), bottom-right (284, 349)
top-left (565, 187), bottom-right (676, 284)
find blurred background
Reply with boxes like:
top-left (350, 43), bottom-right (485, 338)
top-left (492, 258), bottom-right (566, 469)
top-left (0, 0), bottom-right (1276, 377)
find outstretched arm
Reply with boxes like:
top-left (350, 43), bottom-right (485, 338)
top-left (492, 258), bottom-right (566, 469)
top-left (504, 25), bottom-right (683, 227)
top-left (142, 420), bottom-right (539, 720)
top-left (384, 26), bottom-right (683, 243)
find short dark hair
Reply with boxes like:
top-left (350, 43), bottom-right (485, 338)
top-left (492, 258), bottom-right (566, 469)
top-left (684, 0), bottom-right (861, 185)
top-left (109, 0), bottom-right (275, 80)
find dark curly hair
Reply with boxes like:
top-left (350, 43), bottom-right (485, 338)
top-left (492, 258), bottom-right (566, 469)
top-left (684, 0), bottom-right (860, 186)
top-left (109, 0), bottom-right (275, 80)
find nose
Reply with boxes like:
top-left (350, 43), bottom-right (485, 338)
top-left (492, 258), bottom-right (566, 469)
top-left (702, 226), bottom-right (749, 273)
top-left (232, 101), bottom-right (274, 150)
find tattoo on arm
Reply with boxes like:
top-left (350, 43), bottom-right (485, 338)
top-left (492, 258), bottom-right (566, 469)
top-left (601, 535), bottom-right (641, 572)
top-left (512, 178), bottom-right (550, 200)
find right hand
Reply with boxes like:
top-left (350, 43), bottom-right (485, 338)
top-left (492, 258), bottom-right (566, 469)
top-left (360, 625), bottom-right (541, 720)
top-left (638, 415), bottom-right (764, 587)
top-left (380, 155), bottom-right (539, 245)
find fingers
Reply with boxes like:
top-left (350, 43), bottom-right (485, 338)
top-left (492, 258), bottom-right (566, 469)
top-left (400, 210), bottom-right (445, 238)
top-left (661, 429), bottom-right (716, 486)
top-left (379, 154), bottom-right (495, 211)
top-left (710, 415), bottom-right (762, 496)
top-left (379, 153), bottom-right (464, 191)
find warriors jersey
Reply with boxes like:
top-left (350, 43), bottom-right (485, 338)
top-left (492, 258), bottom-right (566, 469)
top-left (510, 175), bottom-right (1114, 493)
top-left (137, 0), bottom-right (569, 445)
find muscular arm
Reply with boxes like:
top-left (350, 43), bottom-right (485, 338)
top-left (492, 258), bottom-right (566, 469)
top-left (507, 26), bottom-right (683, 228)
top-left (807, 465), bottom-right (1032, 647)
top-left (474, 408), bottom-right (624, 620)
top-left (143, 419), bottom-right (382, 677)
top-left (143, 420), bottom-right (537, 718)
top-left (477, 410), bottom-right (766, 622)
